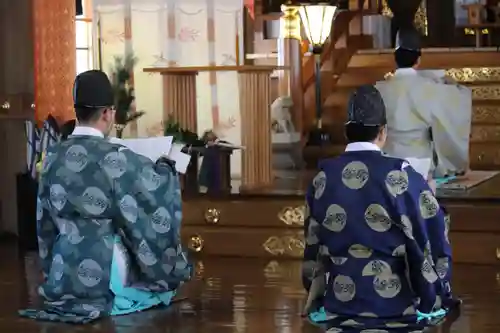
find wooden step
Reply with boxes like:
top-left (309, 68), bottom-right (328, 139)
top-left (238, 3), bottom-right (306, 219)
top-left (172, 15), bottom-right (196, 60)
top-left (337, 72), bottom-right (500, 88)
top-left (472, 85), bottom-right (500, 100)
top-left (471, 125), bottom-right (500, 143)
top-left (338, 68), bottom-right (500, 88)
top-left (181, 173), bottom-right (500, 264)
top-left (470, 142), bottom-right (500, 169)
top-left (463, 81), bottom-right (500, 86)
top-left (320, 121), bottom-right (500, 144)
top-left (337, 68), bottom-right (388, 87)
top-left (322, 106), bottom-right (500, 125)
top-left (447, 67), bottom-right (500, 83)
top-left (473, 99), bottom-right (500, 106)
top-left (324, 82), bottom-right (500, 108)
top-left (349, 48), bottom-right (500, 70)
top-left (324, 87), bottom-right (353, 108)
top-left (473, 105), bottom-right (500, 124)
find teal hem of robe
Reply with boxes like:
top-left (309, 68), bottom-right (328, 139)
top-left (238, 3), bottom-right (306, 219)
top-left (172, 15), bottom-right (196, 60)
top-left (19, 236), bottom-right (177, 322)
top-left (307, 306), bottom-right (447, 331)
top-left (109, 236), bottom-right (176, 316)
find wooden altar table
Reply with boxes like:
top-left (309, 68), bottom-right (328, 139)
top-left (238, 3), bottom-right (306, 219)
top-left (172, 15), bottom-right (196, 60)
top-left (144, 65), bottom-right (288, 190)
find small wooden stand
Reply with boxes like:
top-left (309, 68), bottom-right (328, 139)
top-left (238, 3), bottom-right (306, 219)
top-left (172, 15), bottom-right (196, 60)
top-left (198, 146), bottom-right (236, 195)
top-left (463, 4), bottom-right (485, 25)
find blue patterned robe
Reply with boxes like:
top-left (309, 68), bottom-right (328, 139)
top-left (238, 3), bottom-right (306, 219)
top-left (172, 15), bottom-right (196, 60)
top-left (19, 135), bottom-right (192, 323)
top-left (303, 150), bottom-right (455, 331)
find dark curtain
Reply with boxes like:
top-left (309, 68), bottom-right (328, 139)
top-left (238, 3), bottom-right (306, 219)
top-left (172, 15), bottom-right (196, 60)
top-left (17, 173), bottom-right (38, 252)
top-left (386, 0), bottom-right (423, 46)
top-left (426, 0), bottom-right (456, 46)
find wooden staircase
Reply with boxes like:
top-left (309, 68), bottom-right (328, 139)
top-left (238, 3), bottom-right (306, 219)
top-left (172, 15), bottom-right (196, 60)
top-left (301, 6), bottom-right (376, 132)
top-left (298, 3), bottom-right (500, 170)
top-left (309, 48), bottom-right (500, 170)
top-left (178, 2), bottom-right (500, 263)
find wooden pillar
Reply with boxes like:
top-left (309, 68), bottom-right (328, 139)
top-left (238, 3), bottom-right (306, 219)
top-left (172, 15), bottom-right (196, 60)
top-left (0, 0), bottom-right (36, 236)
top-left (278, 5), bottom-right (304, 133)
top-left (33, 0), bottom-right (76, 126)
top-left (162, 72), bottom-right (198, 133)
top-left (238, 69), bottom-right (273, 190)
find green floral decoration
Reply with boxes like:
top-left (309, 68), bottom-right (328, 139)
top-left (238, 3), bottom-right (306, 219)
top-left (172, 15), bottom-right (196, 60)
top-left (163, 115), bottom-right (204, 146)
top-left (110, 53), bottom-right (145, 138)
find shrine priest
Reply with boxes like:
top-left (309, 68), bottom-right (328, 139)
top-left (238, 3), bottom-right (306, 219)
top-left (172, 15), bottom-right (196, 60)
top-left (19, 70), bottom-right (192, 323)
top-left (375, 28), bottom-right (472, 179)
top-left (302, 85), bottom-right (459, 331)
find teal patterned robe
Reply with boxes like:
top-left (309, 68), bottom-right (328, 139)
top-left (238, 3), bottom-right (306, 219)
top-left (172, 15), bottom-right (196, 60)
top-left (19, 135), bottom-right (192, 323)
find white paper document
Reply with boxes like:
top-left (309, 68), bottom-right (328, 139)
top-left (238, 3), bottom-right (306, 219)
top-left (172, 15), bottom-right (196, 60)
top-left (109, 136), bottom-right (174, 161)
top-left (109, 136), bottom-right (191, 174)
top-left (169, 143), bottom-right (191, 174)
top-left (405, 157), bottom-right (431, 179)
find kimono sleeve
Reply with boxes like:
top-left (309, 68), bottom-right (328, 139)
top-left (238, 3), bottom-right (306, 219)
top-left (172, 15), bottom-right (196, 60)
top-left (302, 184), bottom-right (321, 292)
top-left (430, 83), bottom-right (472, 176)
top-left (36, 151), bottom-right (59, 281)
top-left (396, 166), bottom-right (452, 313)
top-left (107, 148), bottom-right (192, 291)
top-left (36, 192), bottom-right (57, 280)
top-left (302, 182), bottom-right (327, 314)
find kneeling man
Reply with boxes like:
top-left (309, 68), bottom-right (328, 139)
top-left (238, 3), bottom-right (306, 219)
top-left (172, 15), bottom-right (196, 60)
top-left (302, 85), bottom-right (458, 331)
top-left (20, 70), bottom-right (192, 323)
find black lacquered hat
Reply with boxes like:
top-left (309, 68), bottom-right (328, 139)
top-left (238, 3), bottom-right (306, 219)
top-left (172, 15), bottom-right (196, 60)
top-left (73, 70), bottom-right (114, 109)
top-left (346, 85), bottom-right (387, 126)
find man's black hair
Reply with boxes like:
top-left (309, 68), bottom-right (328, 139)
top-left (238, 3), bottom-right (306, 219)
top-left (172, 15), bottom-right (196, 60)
top-left (345, 123), bottom-right (383, 143)
top-left (394, 48), bottom-right (421, 68)
top-left (75, 107), bottom-right (105, 123)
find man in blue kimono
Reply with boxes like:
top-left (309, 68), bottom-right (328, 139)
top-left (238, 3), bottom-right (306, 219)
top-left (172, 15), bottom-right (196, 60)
top-left (19, 70), bottom-right (192, 323)
top-left (302, 85), bottom-right (459, 331)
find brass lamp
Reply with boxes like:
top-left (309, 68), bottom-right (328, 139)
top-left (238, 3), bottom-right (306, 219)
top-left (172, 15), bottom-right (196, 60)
top-left (298, 2), bottom-right (338, 146)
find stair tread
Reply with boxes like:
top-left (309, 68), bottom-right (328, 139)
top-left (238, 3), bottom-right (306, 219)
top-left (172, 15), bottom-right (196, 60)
top-left (336, 69), bottom-right (500, 87)
top-left (349, 51), bottom-right (500, 69)
top-left (464, 81), bottom-right (500, 86)
top-left (357, 47), bottom-right (500, 54)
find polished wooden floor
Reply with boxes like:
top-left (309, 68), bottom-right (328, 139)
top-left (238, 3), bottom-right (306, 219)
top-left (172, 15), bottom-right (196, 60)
top-left (0, 242), bottom-right (498, 332)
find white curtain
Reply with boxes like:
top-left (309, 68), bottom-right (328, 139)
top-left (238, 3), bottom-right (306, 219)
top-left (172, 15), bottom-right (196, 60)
top-left (93, 0), bottom-right (245, 176)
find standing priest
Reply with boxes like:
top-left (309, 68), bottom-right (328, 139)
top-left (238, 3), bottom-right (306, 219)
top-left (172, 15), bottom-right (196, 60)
top-left (375, 28), bottom-right (472, 179)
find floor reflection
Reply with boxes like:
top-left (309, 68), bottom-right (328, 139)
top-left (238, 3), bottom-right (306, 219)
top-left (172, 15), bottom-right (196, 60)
top-left (0, 242), bottom-right (498, 332)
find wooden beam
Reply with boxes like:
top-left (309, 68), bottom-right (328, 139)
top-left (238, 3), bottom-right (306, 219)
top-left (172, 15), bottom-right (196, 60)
top-left (349, 49), bottom-right (500, 69)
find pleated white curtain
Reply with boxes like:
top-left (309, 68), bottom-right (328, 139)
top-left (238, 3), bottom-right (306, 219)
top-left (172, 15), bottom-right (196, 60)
top-left (93, 0), bottom-right (245, 176)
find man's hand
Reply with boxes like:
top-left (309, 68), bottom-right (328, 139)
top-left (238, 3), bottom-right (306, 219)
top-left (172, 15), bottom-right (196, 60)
top-left (442, 75), bottom-right (458, 85)
top-left (427, 177), bottom-right (437, 194)
top-left (156, 156), bottom-right (176, 171)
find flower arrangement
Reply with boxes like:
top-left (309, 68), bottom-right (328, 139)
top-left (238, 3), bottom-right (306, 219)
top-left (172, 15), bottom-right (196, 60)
top-left (163, 115), bottom-right (204, 146)
top-left (109, 53), bottom-right (145, 138)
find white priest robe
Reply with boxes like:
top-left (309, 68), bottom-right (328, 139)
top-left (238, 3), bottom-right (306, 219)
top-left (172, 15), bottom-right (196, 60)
top-left (375, 68), bottom-right (472, 177)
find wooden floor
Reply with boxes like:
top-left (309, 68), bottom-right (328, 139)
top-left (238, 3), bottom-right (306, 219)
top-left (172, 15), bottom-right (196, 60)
top-left (0, 242), bottom-right (498, 332)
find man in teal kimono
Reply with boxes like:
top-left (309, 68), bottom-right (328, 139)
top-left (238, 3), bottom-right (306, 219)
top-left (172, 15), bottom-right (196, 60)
top-left (19, 70), bottom-right (192, 323)
top-left (302, 85), bottom-right (460, 331)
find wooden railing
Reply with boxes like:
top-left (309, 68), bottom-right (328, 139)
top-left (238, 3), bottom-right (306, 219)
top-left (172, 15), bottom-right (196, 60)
top-left (301, 10), bottom-right (356, 90)
top-left (301, 0), bottom-right (380, 132)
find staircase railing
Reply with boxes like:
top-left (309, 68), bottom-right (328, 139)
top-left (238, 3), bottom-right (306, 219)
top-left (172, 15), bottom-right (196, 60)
top-left (300, 0), bottom-right (380, 133)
